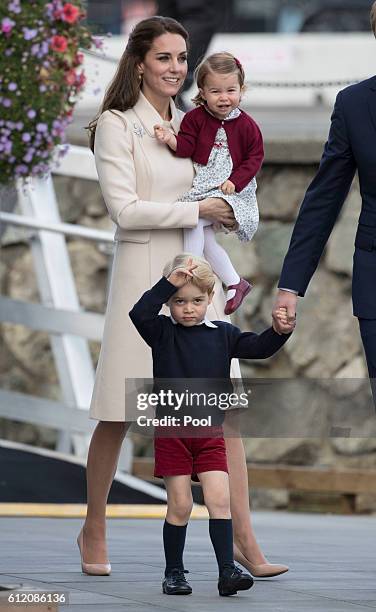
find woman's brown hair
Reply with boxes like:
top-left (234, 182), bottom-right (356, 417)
top-left (87, 16), bottom-right (189, 152)
top-left (191, 52), bottom-right (245, 106)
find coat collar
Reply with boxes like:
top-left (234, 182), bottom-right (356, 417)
top-left (132, 90), bottom-right (182, 135)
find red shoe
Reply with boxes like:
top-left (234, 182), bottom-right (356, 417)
top-left (224, 278), bottom-right (252, 315)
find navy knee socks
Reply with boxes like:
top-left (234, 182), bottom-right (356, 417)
top-left (163, 520), bottom-right (187, 575)
top-left (163, 518), bottom-right (234, 576)
top-left (209, 518), bottom-right (235, 573)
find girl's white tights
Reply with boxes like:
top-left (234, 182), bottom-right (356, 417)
top-left (183, 220), bottom-right (240, 300)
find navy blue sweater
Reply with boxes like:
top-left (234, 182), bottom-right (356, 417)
top-left (129, 277), bottom-right (290, 379)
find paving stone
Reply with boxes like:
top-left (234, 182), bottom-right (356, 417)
top-left (0, 512), bottom-right (375, 612)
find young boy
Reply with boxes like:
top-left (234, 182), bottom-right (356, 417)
top-left (129, 253), bottom-right (292, 597)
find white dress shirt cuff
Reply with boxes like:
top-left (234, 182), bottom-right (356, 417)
top-left (279, 288), bottom-right (299, 295)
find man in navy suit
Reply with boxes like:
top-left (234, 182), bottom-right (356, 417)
top-left (272, 2), bottom-right (376, 401)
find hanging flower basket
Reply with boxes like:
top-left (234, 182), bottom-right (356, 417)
top-left (0, 0), bottom-right (101, 183)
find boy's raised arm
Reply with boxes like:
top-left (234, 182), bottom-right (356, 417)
top-left (129, 277), bottom-right (177, 347)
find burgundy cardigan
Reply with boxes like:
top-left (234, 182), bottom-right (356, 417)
top-left (175, 105), bottom-right (264, 192)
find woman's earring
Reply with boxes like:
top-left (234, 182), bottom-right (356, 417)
top-left (138, 73), bottom-right (143, 83)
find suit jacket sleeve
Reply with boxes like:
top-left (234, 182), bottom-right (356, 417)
top-left (175, 111), bottom-right (200, 158)
top-left (129, 277), bottom-right (177, 347)
top-left (94, 111), bottom-right (199, 231)
top-left (231, 325), bottom-right (291, 359)
top-left (229, 119), bottom-right (264, 192)
top-left (278, 91), bottom-right (357, 295)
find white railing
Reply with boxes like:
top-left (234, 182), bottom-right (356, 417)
top-left (0, 146), bottom-right (135, 471)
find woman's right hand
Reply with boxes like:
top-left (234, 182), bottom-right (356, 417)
top-left (199, 197), bottom-right (236, 226)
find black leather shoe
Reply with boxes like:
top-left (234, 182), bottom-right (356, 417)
top-left (218, 564), bottom-right (254, 596)
top-left (162, 569), bottom-right (192, 595)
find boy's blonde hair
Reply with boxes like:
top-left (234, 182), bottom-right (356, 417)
top-left (192, 52), bottom-right (246, 106)
top-left (371, 1), bottom-right (376, 37)
top-left (163, 253), bottom-right (216, 294)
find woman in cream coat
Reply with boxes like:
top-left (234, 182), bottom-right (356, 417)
top-left (78, 16), bottom-right (288, 578)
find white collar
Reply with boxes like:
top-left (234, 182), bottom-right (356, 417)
top-left (204, 105), bottom-right (242, 122)
top-left (169, 315), bottom-right (218, 328)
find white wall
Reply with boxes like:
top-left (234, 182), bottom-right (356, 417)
top-left (76, 32), bottom-right (376, 115)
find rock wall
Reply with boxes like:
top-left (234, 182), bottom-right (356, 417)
top-left (1, 162), bottom-right (375, 511)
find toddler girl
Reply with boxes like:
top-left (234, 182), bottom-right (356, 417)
top-left (154, 52), bottom-right (263, 315)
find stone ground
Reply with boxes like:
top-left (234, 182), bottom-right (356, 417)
top-left (0, 511), bottom-right (375, 611)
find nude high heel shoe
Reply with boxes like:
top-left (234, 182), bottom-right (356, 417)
top-left (77, 530), bottom-right (111, 576)
top-left (233, 544), bottom-right (289, 578)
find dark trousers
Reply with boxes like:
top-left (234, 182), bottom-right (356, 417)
top-left (358, 318), bottom-right (376, 409)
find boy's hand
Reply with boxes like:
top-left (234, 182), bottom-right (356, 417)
top-left (167, 258), bottom-right (198, 288)
top-left (272, 307), bottom-right (295, 335)
top-left (272, 289), bottom-right (297, 334)
top-left (221, 180), bottom-right (236, 195)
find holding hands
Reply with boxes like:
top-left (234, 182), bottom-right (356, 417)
top-left (272, 289), bottom-right (297, 335)
top-left (272, 307), bottom-right (295, 335)
top-left (167, 258), bottom-right (198, 288)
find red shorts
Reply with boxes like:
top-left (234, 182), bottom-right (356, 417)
top-left (154, 427), bottom-right (228, 482)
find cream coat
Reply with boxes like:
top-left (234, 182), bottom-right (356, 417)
top-left (90, 91), bottom-right (240, 421)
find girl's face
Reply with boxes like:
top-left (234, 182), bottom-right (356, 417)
top-left (139, 33), bottom-right (188, 101)
top-left (200, 71), bottom-right (242, 119)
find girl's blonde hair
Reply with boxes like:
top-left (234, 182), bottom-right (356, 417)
top-left (163, 253), bottom-right (216, 294)
top-left (192, 52), bottom-right (245, 106)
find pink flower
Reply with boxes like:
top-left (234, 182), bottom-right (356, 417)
top-left (62, 3), bottom-right (80, 24)
top-left (51, 35), bottom-right (68, 53)
top-left (77, 71), bottom-right (86, 88)
top-left (65, 69), bottom-right (77, 85)
top-left (1, 17), bottom-right (15, 34)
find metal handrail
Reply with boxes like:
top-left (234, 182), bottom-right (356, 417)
top-left (82, 48), bottom-right (367, 89)
top-left (0, 147), bottom-right (138, 473)
top-left (0, 296), bottom-right (104, 340)
top-left (0, 211), bottom-right (114, 243)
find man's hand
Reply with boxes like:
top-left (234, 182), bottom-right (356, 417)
top-left (272, 289), bottom-right (297, 335)
top-left (221, 180), bottom-right (236, 195)
top-left (167, 258), bottom-right (198, 288)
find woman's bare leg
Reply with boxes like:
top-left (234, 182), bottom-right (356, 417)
top-left (81, 421), bottom-right (130, 563)
top-left (225, 437), bottom-right (267, 564)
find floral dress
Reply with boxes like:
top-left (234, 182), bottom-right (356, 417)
top-left (180, 107), bottom-right (259, 242)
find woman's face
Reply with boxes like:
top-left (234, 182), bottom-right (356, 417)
top-left (139, 33), bottom-right (188, 101)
